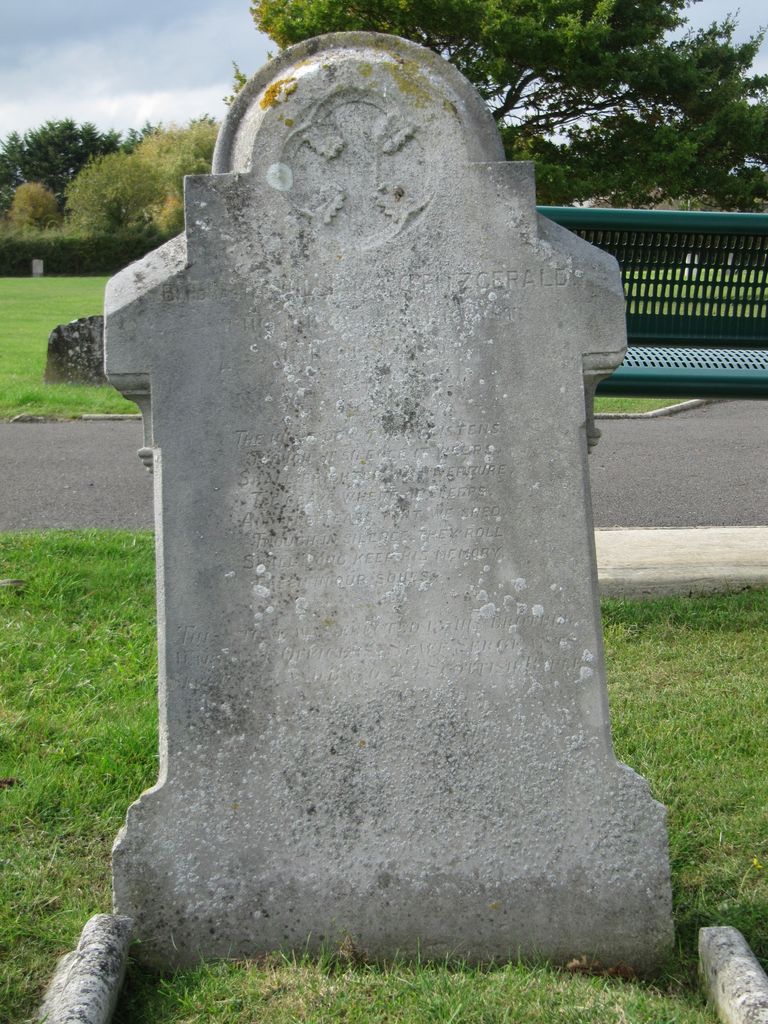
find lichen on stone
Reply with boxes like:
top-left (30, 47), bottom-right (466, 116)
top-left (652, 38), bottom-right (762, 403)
top-left (259, 76), bottom-right (298, 110)
top-left (382, 60), bottom-right (432, 107)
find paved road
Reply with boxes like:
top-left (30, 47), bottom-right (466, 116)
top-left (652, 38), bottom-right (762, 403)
top-left (2, 419), bottom-right (153, 532)
top-left (589, 400), bottom-right (768, 528)
top-left (0, 400), bottom-right (765, 531)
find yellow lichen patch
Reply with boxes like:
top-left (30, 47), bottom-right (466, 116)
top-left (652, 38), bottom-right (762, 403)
top-left (383, 60), bottom-right (432, 107)
top-left (358, 62), bottom-right (373, 77)
top-left (259, 76), bottom-right (297, 110)
top-left (283, 117), bottom-right (294, 127)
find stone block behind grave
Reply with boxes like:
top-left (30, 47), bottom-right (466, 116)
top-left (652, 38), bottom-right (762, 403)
top-left (105, 32), bottom-right (672, 971)
top-left (44, 315), bottom-right (107, 385)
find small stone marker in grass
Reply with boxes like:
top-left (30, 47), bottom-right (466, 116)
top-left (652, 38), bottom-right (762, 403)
top-left (105, 32), bottom-right (672, 971)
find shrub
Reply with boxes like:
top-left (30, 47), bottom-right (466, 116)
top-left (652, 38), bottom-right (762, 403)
top-left (64, 119), bottom-right (218, 235)
top-left (8, 182), bottom-right (62, 229)
top-left (66, 152), bottom-right (164, 233)
top-left (0, 227), bottom-right (172, 276)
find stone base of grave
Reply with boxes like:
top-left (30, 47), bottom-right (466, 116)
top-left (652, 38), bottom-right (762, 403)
top-left (113, 757), bottom-right (672, 973)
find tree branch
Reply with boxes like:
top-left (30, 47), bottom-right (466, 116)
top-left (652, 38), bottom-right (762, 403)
top-left (494, 72), bottom-right (540, 120)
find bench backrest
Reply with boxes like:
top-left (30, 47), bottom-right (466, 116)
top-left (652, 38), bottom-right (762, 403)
top-left (539, 207), bottom-right (768, 348)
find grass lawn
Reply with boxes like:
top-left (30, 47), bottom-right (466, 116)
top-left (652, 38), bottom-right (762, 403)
top-left (594, 396), bottom-right (688, 414)
top-left (0, 277), bottom-right (138, 420)
top-left (2, 531), bottom-right (766, 1022)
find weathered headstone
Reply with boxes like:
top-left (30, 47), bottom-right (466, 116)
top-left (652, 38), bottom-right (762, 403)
top-left (44, 316), bottom-right (107, 385)
top-left (31, 259), bottom-right (44, 277)
top-left (106, 32), bottom-right (672, 971)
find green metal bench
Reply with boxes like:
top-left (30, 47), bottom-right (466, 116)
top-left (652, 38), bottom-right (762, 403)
top-left (538, 207), bottom-right (768, 398)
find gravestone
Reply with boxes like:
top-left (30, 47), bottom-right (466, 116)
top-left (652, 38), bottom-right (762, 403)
top-left (31, 259), bottom-right (44, 277)
top-left (44, 316), bottom-right (107, 385)
top-left (106, 32), bottom-right (672, 971)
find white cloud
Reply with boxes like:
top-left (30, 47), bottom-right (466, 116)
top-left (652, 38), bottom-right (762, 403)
top-left (0, 87), bottom-right (235, 141)
top-left (0, 3), bottom-right (271, 138)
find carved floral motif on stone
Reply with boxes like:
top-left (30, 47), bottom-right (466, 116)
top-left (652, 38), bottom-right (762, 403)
top-left (274, 89), bottom-right (430, 245)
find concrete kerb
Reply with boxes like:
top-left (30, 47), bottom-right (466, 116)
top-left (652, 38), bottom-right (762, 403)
top-left (38, 914), bottom-right (132, 1024)
top-left (81, 414), bottom-right (142, 421)
top-left (699, 926), bottom-right (768, 1024)
top-left (8, 414), bottom-right (142, 423)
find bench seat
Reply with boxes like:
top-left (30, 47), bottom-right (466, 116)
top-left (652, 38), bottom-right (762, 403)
top-left (538, 207), bottom-right (768, 398)
top-left (599, 345), bottom-right (768, 398)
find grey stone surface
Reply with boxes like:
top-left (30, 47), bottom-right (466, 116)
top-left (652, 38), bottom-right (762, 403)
top-left (699, 927), bottom-right (768, 1024)
top-left (45, 316), bottom-right (107, 385)
top-left (38, 914), bottom-right (132, 1024)
top-left (106, 31), bottom-right (672, 971)
top-left (32, 258), bottom-right (44, 277)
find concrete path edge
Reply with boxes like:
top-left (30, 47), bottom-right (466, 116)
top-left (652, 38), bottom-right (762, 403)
top-left (9, 413), bottom-right (142, 423)
top-left (699, 926), bottom-right (768, 1024)
top-left (38, 914), bottom-right (133, 1024)
top-left (595, 527), bottom-right (768, 600)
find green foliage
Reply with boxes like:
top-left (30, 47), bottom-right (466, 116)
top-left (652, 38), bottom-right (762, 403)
top-left (594, 396), bottom-right (686, 413)
top-left (0, 531), bottom-right (158, 1020)
top-left (251, 0), bottom-right (768, 209)
top-left (116, 955), bottom-right (718, 1022)
top-left (0, 120), bottom-right (121, 213)
top-left (133, 119), bottom-right (218, 233)
top-left (7, 182), bottom-right (62, 230)
top-left (0, 131), bottom-right (24, 212)
top-left (65, 151), bottom-right (164, 233)
top-left (225, 61), bottom-right (250, 106)
top-left (64, 120), bottom-right (218, 236)
top-left (0, 228), bottom-right (168, 277)
top-left (120, 121), bottom-right (161, 154)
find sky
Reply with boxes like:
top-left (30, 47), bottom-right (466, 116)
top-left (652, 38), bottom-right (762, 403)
top-left (1, 0), bottom-right (767, 141)
top-left (0, 0), bottom-right (271, 140)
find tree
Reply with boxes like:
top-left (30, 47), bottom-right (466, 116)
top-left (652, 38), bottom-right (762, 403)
top-left (251, 0), bottom-right (768, 209)
top-left (0, 132), bottom-right (25, 213)
top-left (7, 182), bottom-right (62, 229)
top-left (120, 122), bottom-right (161, 154)
top-left (65, 151), bottom-right (163, 233)
top-left (65, 120), bottom-right (219, 235)
top-left (0, 120), bottom-right (121, 213)
top-left (133, 118), bottom-right (218, 233)
top-left (135, 119), bottom-right (218, 196)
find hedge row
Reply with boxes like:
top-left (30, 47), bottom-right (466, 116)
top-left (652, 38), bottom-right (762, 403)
top-left (0, 229), bottom-right (173, 276)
